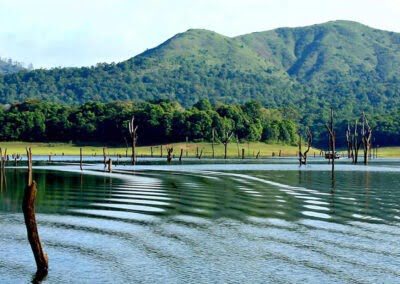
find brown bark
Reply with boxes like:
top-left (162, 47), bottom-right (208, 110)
top-left (23, 148), bottom-right (48, 279)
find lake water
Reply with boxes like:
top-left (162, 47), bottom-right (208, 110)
top-left (1, 158), bottom-right (400, 283)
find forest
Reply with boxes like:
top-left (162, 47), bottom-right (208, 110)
top-left (0, 99), bottom-right (298, 146)
top-left (0, 99), bottom-right (398, 148)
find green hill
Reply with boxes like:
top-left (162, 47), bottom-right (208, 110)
top-left (1, 20), bottom-right (400, 143)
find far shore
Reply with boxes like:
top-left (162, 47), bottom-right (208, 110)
top-left (0, 141), bottom-right (397, 158)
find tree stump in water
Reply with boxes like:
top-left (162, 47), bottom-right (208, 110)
top-left (22, 180), bottom-right (49, 279)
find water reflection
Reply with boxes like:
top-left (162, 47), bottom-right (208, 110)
top-left (1, 166), bottom-right (400, 283)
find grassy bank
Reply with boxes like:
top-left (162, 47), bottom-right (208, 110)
top-left (1, 141), bottom-right (397, 158)
top-left (0, 141), bottom-right (320, 158)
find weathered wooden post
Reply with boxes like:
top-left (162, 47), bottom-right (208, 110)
top-left (22, 147), bottom-right (49, 279)
top-left (150, 146), bottom-right (153, 157)
top-left (241, 148), bottom-right (245, 159)
top-left (80, 148), bottom-right (83, 171)
top-left (160, 145), bottom-right (163, 157)
top-left (128, 116), bottom-right (139, 165)
top-left (196, 146), bottom-right (199, 158)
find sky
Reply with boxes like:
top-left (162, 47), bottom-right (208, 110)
top-left (1, 0), bottom-right (400, 68)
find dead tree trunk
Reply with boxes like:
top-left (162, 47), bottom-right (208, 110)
top-left (22, 147), bottom-right (49, 279)
top-left (198, 148), bottom-right (203, 159)
top-left (346, 124), bottom-right (352, 159)
top-left (107, 158), bottom-right (112, 173)
top-left (166, 147), bottom-right (173, 164)
top-left (325, 109), bottom-right (335, 190)
top-left (361, 112), bottom-right (372, 165)
top-left (352, 120), bottom-right (362, 164)
top-left (241, 148), bottom-right (245, 159)
top-left (256, 151), bottom-right (260, 159)
top-left (128, 116), bottom-right (138, 165)
top-left (298, 128), bottom-right (312, 166)
top-left (220, 131), bottom-right (234, 160)
top-left (179, 148), bottom-right (183, 162)
top-left (103, 147), bottom-right (107, 169)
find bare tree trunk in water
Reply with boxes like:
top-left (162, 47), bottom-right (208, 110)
top-left (22, 148), bottom-right (49, 280)
top-left (325, 109), bottom-right (335, 191)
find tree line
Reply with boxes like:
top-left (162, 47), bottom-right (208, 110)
top-left (0, 99), bottom-right (298, 145)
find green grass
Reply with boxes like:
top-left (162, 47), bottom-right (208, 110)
top-left (1, 141), bottom-right (397, 158)
top-left (374, 147), bottom-right (400, 158)
top-left (0, 141), bottom-right (319, 158)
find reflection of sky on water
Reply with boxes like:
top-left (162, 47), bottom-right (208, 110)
top-left (1, 161), bottom-right (400, 283)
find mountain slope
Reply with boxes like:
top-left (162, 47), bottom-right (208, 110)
top-left (239, 20), bottom-right (400, 83)
top-left (0, 21), bottom-right (400, 124)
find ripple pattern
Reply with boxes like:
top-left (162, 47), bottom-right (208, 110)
top-left (0, 168), bottom-right (399, 283)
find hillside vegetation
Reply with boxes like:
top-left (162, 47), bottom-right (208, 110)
top-left (0, 21), bottom-right (400, 145)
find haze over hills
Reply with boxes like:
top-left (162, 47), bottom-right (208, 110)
top-left (0, 20), bottom-right (400, 132)
top-left (0, 58), bottom-right (26, 74)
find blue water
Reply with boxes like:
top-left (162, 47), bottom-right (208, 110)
top-left (1, 159), bottom-right (399, 283)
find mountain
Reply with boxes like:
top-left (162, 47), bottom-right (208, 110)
top-left (0, 20), bottom-right (400, 133)
top-left (0, 58), bottom-right (25, 74)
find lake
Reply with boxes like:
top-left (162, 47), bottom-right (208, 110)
top-left (1, 158), bottom-right (400, 283)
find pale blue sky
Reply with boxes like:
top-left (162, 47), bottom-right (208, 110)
top-left (1, 0), bottom-right (399, 68)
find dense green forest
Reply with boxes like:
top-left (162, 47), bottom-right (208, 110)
top-left (0, 21), bottom-right (400, 146)
top-left (0, 100), bottom-right (298, 146)
top-left (0, 99), bottom-right (398, 147)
